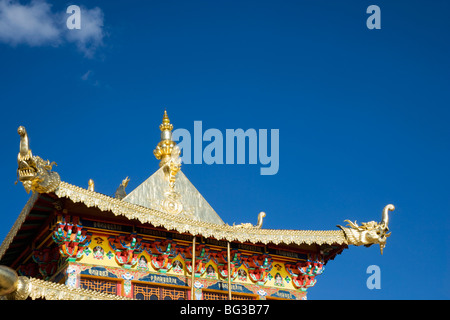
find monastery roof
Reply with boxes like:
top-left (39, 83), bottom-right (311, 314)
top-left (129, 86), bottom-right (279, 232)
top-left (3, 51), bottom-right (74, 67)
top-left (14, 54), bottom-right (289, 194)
top-left (123, 167), bottom-right (225, 225)
top-left (1, 111), bottom-right (395, 267)
top-left (0, 181), bottom-right (346, 264)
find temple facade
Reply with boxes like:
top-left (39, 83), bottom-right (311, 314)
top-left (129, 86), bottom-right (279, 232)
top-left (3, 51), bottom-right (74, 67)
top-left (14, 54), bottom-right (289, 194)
top-left (0, 111), bottom-right (394, 300)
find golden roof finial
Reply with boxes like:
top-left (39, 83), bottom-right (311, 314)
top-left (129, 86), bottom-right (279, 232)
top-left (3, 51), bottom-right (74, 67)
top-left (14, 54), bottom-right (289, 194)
top-left (153, 110), bottom-right (177, 167)
top-left (153, 110), bottom-right (182, 191)
top-left (159, 109), bottom-right (173, 132)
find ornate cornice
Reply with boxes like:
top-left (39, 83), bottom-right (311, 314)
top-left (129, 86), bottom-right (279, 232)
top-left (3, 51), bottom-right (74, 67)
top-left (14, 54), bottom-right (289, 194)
top-left (0, 181), bottom-right (348, 264)
top-left (55, 181), bottom-right (347, 246)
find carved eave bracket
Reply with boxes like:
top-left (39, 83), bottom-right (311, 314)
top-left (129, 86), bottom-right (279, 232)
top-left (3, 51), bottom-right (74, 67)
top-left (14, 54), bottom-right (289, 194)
top-left (52, 215), bottom-right (92, 261)
top-left (178, 244), bottom-right (210, 277)
top-left (285, 255), bottom-right (325, 291)
top-left (242, 254), bottom-right (273, 285)
top-left (337, 204), bottom-right (395, 254)
top-left (208, 249), bottom-right (242, 280)
top-left (108, 233), bottom-right (143, 268)
top-left (145, 240), bottom-right (178, 272)
top-left (31, 247), bottom-right (60, 280)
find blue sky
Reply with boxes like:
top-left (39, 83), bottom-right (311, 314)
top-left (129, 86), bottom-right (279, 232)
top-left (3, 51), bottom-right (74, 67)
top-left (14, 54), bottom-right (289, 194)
top-left (0, 0), bottom-right (449, 299)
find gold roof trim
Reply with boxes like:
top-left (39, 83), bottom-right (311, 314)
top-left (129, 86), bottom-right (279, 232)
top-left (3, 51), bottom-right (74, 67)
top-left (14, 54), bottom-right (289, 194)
top-left (54, 181), bottom-right (347, 246)
top-left (0, 193), bottom-right (39, 261)
top-left (2, 276), bottom-right (130, 300)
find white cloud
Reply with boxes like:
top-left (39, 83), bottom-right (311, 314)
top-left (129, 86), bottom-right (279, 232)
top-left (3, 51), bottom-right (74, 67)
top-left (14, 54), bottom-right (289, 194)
top-left (0, 0), bottom-right (105, 57)
top-left (81, 70), bottom-right (92, 81)
top-left (0, 0), bottom-right (60, 46)
top-left (65, 6), bottom-right (104, 58)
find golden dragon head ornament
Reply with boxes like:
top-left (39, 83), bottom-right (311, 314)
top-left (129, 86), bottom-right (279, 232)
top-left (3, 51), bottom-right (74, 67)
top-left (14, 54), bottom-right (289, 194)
top-left (337, 204), bottom-right (395, 254)
top-left (16, 126), bottom-right (61, 194)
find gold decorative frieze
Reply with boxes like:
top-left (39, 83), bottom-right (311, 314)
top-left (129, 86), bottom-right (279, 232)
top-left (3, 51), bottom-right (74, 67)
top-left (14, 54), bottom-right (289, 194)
top-left (54, 181), bottom-right (347, 246)
top-left (1, 182), bottom-right (394, 265)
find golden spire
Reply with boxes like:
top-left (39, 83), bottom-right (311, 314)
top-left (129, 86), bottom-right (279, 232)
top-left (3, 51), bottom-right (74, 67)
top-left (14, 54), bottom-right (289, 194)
top-left (159, 110), bottom-right (173, 132)
top-left (153, 110), bottom-right (177, 167)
